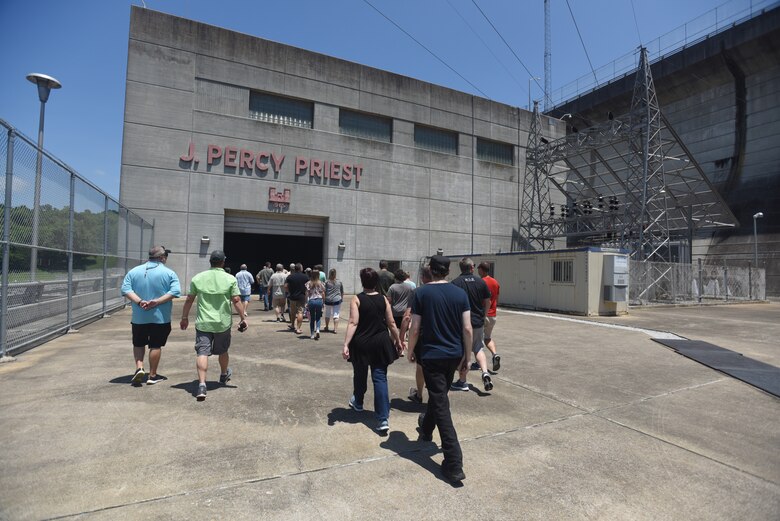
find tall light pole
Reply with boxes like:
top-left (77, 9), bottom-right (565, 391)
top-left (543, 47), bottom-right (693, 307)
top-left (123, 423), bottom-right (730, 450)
top-left (753, 212), bottom-right (764, 267)
top-left (529, 76), bottom-right (541, 111)
top-left (26, 73), bottom-right (62, 280)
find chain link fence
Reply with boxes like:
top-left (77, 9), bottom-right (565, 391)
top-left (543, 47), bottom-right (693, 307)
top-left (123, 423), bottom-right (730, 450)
top-left (630, 259), bottom-right (766, 305)
top-left (1, 119), bottom-right (154, 356)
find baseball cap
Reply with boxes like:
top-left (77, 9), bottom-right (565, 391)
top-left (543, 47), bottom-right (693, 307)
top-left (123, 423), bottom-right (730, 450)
top-left (210, 250), bottom-right (226, 263)
top-left (429, 255), bottom-right (450, 275)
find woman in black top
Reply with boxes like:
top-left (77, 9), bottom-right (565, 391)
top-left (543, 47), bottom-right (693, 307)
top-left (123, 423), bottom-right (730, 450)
top-left (342, 267), bottom-right (403, 433)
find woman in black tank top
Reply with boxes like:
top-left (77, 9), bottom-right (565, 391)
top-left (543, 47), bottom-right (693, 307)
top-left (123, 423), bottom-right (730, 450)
top-left (342, 267), bottom-right (403, 433)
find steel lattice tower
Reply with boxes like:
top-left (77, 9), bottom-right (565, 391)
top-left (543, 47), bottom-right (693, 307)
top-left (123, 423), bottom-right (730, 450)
top-left (622, 47), bottom-right (670, 261)
top-left (518, 100), bottom-right (553, 250)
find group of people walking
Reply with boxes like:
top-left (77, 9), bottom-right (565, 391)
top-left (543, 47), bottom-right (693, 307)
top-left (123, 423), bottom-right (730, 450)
top-left (263, 263), bottom-right (345, 339)
top-left (344, 256), bottom-right (501, 483)
top-left (122, 247), bottom-right (500, 484)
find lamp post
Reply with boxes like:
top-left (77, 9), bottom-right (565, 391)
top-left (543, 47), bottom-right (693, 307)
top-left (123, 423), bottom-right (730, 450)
top-left (528, 76), bottom-right (541, 110)
top-left (753, 212), bottom-right (764, 267)
top-left (26, 73), bottom-right (62, 280)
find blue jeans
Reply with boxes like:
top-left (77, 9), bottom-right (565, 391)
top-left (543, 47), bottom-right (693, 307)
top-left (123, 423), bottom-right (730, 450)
top-left (352, 361), bottom-right (390, 422)
top-left (308, 298), bottom-right (323, 334)
top-left (259, 285), bottom-right (268, 309)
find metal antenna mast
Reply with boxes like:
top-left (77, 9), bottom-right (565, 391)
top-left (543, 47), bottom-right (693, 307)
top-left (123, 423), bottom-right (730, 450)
top-left (519, 100), bottom-right (553, 250)
top-left (622, 46), bottom-right (670, 261)
top-left (544, 0), bottom-right (551, 110)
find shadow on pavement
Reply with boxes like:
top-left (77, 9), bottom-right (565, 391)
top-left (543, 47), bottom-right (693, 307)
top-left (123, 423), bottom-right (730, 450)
top-left (379, 431), bottom-right (460, 486)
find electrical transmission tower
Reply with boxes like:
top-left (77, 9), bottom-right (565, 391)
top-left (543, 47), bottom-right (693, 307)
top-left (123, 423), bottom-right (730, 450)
top-left (517, 46), bottom-right (736, 267)
top-left (544, 0), bottom-right (551, 109)
top-left (518, 100), bottom-right (554, 250)
top-left (622, 47), bottom-right (670, 261)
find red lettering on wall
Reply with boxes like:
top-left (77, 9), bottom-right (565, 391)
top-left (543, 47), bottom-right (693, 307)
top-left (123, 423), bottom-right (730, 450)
top-left (354, 164), bottom-right (363, 183)
top-left (342, 164), bottom-right (352, 181)
top-left (224, 147), bottom-right (238, 168)
top-left (295, 156), bottom-right (308, 177)
top-left (239, 149), bottom-right (254, 170)
top-left (311, 159), bottom-right (323, 178)
top-left (271, 153), bottom-right (285, 174)
top-left (180, 142), bottom-right (196, 162)
top-left (207, 145), bottom-right (222, 165)
top-left (330, 162), bottom-right (341, 180)
top-left (256, 152), bottom-right (270, 171)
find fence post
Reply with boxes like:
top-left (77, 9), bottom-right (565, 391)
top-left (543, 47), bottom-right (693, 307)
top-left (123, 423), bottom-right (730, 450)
top-left (723, 258), bottom-right (729, 302)
top-left (1, 129), bottom-right (15, 358)
top-left (139, 223), bottom-right (144, 263)
top-left (748, 261), bottom-right (753, 300)
top-left (102, 195), bottom-right (108, 317)
top-left (672, 263), bottom-right (677, 302)
top-left (697, 258), bottom-right (702, 303)
top-left (66, 171), bottom-right (75, 332)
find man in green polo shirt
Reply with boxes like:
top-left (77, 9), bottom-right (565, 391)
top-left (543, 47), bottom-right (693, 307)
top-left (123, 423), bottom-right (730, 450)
top-left (180, 250), bottom-right (248, 401)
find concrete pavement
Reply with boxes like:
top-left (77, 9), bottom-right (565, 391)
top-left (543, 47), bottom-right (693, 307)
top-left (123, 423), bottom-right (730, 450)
top-left (0, 300), bottom-right (778, 520)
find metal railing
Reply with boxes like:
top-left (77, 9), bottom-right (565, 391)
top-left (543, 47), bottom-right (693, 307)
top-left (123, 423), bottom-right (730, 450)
top-left (548, 0), bottom-right (779, 110)
top-left (629, 259), bottom-right (766, 305)
top-left (1, 119), bottom-right (154, 356)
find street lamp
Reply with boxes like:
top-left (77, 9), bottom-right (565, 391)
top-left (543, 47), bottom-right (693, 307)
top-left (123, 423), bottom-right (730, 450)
top-left (753, 212), bottom-right (764, 267)
top-left (26, 73), bottom-right (62, 280)
top-left (528, 76), bottom-right (541, 111)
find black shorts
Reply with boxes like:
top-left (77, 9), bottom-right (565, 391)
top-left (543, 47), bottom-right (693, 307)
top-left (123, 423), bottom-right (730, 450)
top-left (132, 323), bottom-right (172, 348)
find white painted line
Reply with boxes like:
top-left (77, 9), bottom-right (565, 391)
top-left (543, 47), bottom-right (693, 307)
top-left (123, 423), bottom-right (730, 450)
top-left (500, 309), bottom-right (685, 340)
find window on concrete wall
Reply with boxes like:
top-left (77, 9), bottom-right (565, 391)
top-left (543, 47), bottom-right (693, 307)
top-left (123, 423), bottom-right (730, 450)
top-left (339, 109), bottom-right (392, 143)
top-left (249, 91), bottom-right (313, 128)
top-left (414, 125), bottom-right (458, 154)
top-left (476, 138), bottom-right (514, 165)
top-left (552, 259), bottom-right (574, 283)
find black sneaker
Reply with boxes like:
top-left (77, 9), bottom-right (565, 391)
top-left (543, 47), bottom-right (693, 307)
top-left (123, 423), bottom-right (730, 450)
top-left (219, 368), bottom-right (232, 385)
top-left (408, 387), bottom-right (423, 404)
top-left (315, 332), bottom-right (320, 340)
top-left (146, 374), bottom-right (167, 385)
top-left (469, 362), bottom-right (480, 371)
top-left (482, 372), bottom-right (493, 391)
top-left (131, 368), bottom-right (146, 384)
top-left (442, 466), bottom-right (466, 483)
top-left (196, 383), bottom-right (207, 401)
top-left (492, 354), bottom-right (501, 372)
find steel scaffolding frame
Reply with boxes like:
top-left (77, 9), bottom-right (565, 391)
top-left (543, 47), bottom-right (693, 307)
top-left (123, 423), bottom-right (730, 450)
top-left (519, 47), bottom-right (738, 265)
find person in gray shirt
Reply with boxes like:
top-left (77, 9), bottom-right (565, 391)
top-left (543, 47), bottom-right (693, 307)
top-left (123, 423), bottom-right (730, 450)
top-left (256, 262), bottom-right (274, 311)
top-left (387, 269), bottom-right (413, 330)
top-left (323, 268), bottom-right (344, 333)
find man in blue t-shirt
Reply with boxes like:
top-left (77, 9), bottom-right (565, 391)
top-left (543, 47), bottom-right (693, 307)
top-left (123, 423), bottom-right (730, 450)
top-left (408, 255), bottom-right (472, 484)
top-left (121, 246), bottom-right (181, 385)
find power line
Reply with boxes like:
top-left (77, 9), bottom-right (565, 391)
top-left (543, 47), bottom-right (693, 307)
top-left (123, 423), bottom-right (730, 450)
top-left (361, 0), bottom-right (490, 98)
top-left (565, 0), bottom-right (598, 84)
top-left (630, 0), bottom-right (643, 45)
top-left (470, 0), bottom-right (541, 93)
top-left (444, 0), bottom-right (526, 92)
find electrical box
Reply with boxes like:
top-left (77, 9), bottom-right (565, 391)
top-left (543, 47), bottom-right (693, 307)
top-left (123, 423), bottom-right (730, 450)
top-left (603, 254), bottom-right (629, 302)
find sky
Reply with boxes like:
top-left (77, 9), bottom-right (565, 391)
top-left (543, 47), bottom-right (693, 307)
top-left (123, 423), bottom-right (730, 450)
top-left (0, 0), bottom-right (758, 199)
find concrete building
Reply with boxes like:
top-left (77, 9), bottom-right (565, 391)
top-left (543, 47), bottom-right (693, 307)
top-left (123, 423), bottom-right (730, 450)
top-left (119, 7), bottom-right (564, 292)
top-left (549, 7), bottom-right (780, 296)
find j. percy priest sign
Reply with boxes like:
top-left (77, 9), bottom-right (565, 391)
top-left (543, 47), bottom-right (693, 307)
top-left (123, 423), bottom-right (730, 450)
top-left (179, 142), bottom-right (363, 184)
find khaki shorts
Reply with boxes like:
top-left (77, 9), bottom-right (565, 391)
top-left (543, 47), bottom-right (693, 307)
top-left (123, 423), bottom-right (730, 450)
top-left (290, 299), bottom-right (305, 318)
top-left (484, 316), bottom-right (497, 340)
top-left (272, 296), bottom-right (287, 309)
top-left (195, 329), bottom-right (231, 356)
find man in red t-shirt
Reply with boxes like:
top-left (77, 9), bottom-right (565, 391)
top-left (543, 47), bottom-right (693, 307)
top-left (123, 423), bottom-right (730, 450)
top-left (478, 262), bottom-right (501, 372)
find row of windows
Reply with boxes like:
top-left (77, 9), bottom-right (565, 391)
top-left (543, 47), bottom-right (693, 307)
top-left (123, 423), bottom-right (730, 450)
top-left (247, 91), bottom-right (514, 165)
